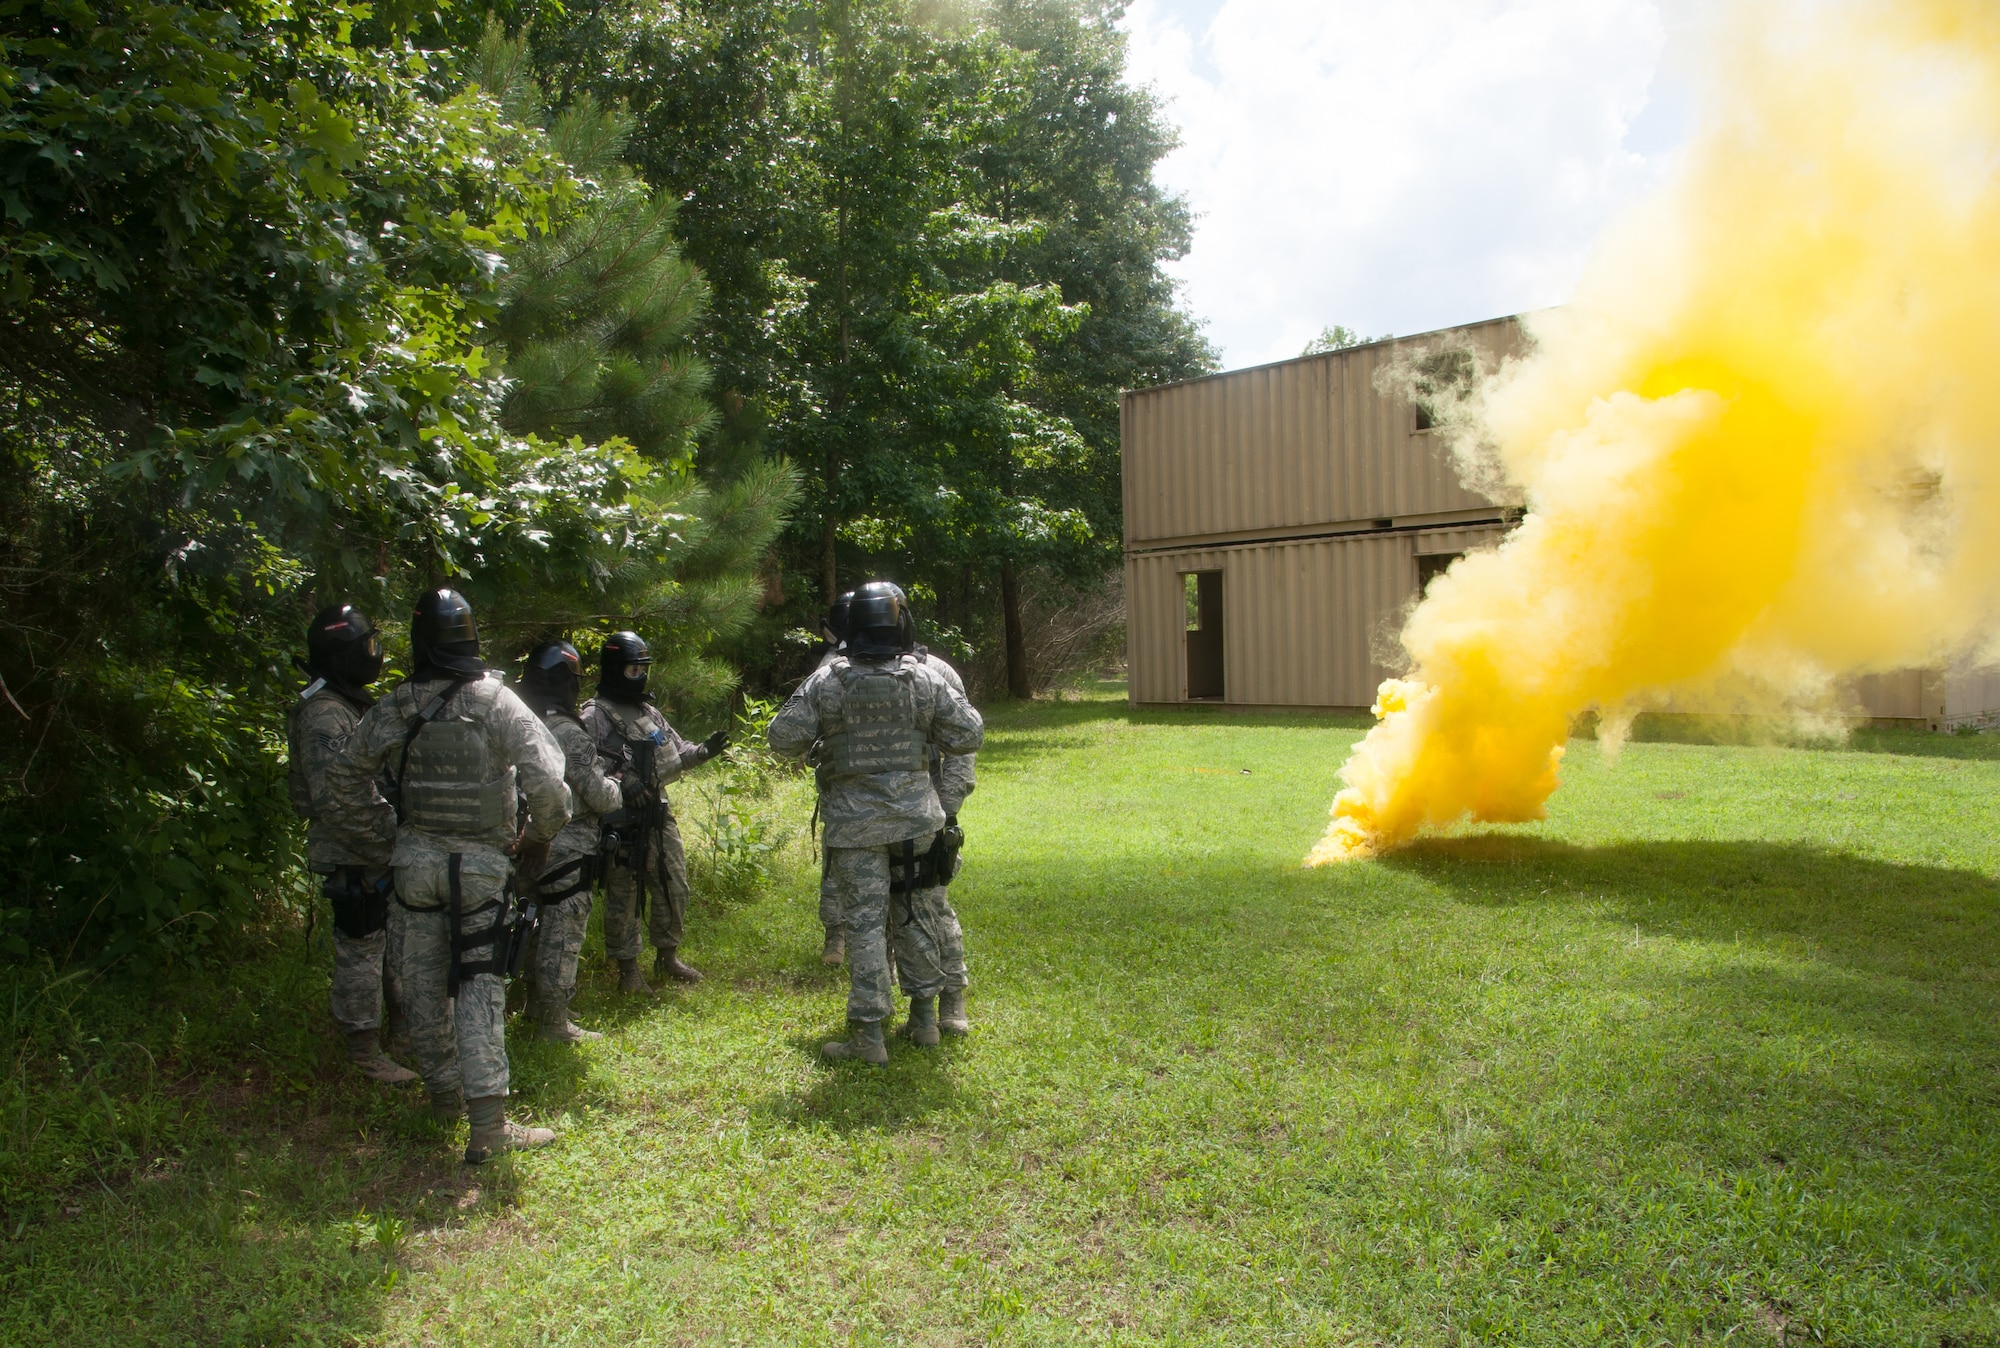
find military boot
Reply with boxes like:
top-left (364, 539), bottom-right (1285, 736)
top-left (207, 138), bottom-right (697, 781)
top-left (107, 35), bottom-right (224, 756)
top-left (901, 995), bottom-right (940, 1047)
top-left (617, 957), bottom-right (655, 996)
top-left (463, 1095), bottom-right (556, 1165)
top-left (655, 946), bottom-right (704, 984)
top-left (820, 1020), bottom-right (889, 1067)
top-left (820, 927), bottom-right (845, 966)
top-left (535, 997), bottom-right (602, 1044)
top-left (938, 987), bottom-right (970, 1037)
top-left (429, 1088), bottom-right (465, 1124)
top-left (345, 1029), bottom-right (419, 1085)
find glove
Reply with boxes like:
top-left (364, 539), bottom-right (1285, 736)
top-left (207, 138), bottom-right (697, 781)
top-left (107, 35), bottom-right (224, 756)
top-left (702, 729), bottom-right (729, 758)
top-left (512, 838), bottom-right (551, 882)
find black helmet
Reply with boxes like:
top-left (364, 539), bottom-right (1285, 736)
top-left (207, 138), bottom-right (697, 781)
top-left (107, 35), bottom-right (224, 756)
top-left (411, 588), bottom-right (481, 676)
top-left (305, 603), bottom-right (383, 690)
top-left (598, 630), bottom-right (651, 702)
top-left (846, 580), bottom-right (916, 658)
top-left (824, 591), bottom-right (855, 646)
top-left (521, 639), bottom-right (582, 714)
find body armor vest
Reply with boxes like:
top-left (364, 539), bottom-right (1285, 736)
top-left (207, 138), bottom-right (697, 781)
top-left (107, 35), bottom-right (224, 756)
top-left (399, 678), bottom-right (516, 834)
top-left (825, 657), bottom-right (928, 777)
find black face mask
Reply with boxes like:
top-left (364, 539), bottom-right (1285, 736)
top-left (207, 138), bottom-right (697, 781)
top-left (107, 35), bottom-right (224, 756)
top-left (598, 665), bottom-right (649, 703)
top-left (415, 638), bottom-right (485, 680)
top-left (522, 666), bottom-right (580, 716)
top-left (328, 638), bottom-right (385, 690)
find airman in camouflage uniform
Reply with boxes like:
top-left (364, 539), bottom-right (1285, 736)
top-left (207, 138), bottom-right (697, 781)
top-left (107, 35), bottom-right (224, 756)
top-left (327, 589), bottom-right (571, 1164)
top-left (768, 582), bottom-right (983, 1066)
top-left (287, 604), bottom-right (416, 1085)
top-left (813, 593), bottom-right (854, 966)
top-left (581, 631), bottom-right (726, 993)
top-left (516, 640), bottom-right (623, 1043)
top-left (902, 647), bottom-right (977, 1039)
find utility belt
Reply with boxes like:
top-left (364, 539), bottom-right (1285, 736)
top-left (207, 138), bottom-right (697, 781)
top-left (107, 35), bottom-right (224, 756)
top-left (317, 865), bottom-right (392, 940)
top-left (395, 853), bottom-right (539, 994)
top-left (885, 817), bottom-right (965, 917)
top-left (535, 852), bottom-right (597, 904)
top-left (599, 803), bottom-right (666, 919)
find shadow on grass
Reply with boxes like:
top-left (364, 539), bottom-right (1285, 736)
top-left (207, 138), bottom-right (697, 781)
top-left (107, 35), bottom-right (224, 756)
top-left (1384, 834), bottom-right (2000, 981)
top-left (750, 1031), bottom-right (970, 1135)
top-left (0, 922), bottom-right (647, 1346)
top-left (1576, 711), bottom-right (2000, 761)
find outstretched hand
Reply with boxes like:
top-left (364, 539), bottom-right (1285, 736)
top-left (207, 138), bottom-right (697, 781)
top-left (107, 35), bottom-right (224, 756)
top-left (702, 729), bottom-right (730, 758)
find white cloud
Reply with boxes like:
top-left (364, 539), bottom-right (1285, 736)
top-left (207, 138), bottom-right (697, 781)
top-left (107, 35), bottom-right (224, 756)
top-left (1122, 0), bottom-right (1688, 368)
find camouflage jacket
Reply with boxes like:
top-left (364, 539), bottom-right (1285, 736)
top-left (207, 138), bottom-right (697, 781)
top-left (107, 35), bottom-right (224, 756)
top-left (767, 653), bottom-right (983, 848)
top-left (580, 696), bottom-right (712, 813)
top-left (327, 671), bottom-right (571, 867)
top-left (286, 683), bottom-right (384, 869)
top-left (921, 652), bottom-right (977, 817)
top-left (540, 707), bottom-right (623, 861)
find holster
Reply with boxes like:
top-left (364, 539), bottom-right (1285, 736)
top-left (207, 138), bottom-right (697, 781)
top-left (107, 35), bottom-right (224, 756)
top-left (322, 866), bottom-right (390, 939)
top-left (446, 852), bottom-right (525, 995)
top-left (928, 818), bottom-right (964, 887)
top-left (886, 837), bottom-right (939, 922)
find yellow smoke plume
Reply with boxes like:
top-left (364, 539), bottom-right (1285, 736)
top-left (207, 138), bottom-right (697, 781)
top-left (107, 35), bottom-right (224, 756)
top-left (1311, 0), bottom-right (2000, 865)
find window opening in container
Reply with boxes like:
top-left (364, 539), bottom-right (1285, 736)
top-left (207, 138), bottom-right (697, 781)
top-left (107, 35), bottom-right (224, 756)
top-left (1417, 552), bottom-right (1462, 593)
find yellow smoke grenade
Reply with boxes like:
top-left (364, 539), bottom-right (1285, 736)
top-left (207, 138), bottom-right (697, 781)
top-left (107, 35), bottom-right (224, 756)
top-left (1311, 0), bottom-right (2000, 865)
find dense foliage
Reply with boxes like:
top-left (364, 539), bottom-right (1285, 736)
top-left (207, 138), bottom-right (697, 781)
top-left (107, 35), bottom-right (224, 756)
top-left (0, 0), bottom-right (1202, 963)
top-left (0, 0), bottom-right (791, 963)
top-left (533, 0), bottom-right (1215, 691)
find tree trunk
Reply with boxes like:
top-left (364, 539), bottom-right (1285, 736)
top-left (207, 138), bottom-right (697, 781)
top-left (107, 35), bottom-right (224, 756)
top-left (822, 503), bottom-right (838, 605)
top-left (1001, 558), bottom-right (1030, 699)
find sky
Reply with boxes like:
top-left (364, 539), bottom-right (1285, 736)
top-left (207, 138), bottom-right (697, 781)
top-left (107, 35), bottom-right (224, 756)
top-left (1118, 0), bottom-right (1698, 369)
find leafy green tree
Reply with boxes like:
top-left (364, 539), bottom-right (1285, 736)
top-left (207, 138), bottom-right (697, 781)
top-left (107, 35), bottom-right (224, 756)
top-left (530, 0), bottom-right (1212, 694)
top-left (0, 0), bottom-right (790, 963)
top-left (1303, 324), bottom-right (1390, 355)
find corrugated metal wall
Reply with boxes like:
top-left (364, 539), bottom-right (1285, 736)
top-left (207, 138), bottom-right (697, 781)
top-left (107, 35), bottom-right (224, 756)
top-left (1122, 317), bottom-right (1527, 546)
top-left (1128, 535), bottom-right (1429, 708)
top-left (1120, 312), bottom-right (2000, 724)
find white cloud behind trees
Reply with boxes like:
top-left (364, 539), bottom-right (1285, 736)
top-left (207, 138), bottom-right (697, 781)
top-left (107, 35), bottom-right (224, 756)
top-left (1121, 0), bottom-right (1693, 367)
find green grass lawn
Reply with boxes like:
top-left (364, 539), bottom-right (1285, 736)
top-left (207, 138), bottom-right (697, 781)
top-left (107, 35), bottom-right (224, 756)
top-left (5, 687), bottom-right (2000, 1345)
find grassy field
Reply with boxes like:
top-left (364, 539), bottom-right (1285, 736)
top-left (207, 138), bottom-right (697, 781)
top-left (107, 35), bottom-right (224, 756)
top-left (5, 685), bottom-right (2000, 1345)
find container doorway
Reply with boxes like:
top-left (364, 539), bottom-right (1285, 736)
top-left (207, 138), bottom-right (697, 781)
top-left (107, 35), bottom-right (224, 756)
top-left (1183, 570), bottom-right (1225, 700)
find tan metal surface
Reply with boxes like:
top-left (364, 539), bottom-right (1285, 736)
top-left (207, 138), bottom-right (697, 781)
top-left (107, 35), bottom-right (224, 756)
top-left (1121, 317), bottom-right (1528, 546)
top-left (1128, 534), bottom-right (1420, 709)
top-left (1411, 524), bottom-right (1509, 557)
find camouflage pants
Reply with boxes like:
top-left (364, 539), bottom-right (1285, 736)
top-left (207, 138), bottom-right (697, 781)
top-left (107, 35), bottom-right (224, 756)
top-left (829, 840), bottom-right (957, 1023)
top-left (601, 812), bottom-right (687, 960)
top-left (325, 868), bottom-right (402, 1035)
top-left (329, 928), bottom-right (397, 1034)
top-left (818, 849), bottom-right (840, 933)
top-left (391, 849), bottom-right (512, 1100)
top-left (530, 848), bottom-right (595, 1015)
top-left (893, 883), bottom-right (969, 998)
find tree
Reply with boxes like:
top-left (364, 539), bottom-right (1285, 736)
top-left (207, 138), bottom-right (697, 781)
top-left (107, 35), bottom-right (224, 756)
top-left (530, 0), bottom-right (1213, 694)
top-left (1302, 324), bottom-right (1390, 356)
top-left (0, 0), bottom-right (790, 963)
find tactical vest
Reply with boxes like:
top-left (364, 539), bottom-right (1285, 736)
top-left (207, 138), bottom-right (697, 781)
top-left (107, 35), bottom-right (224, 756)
top-left (399, 677), bottom-right (516, 834)
top-left (824, 657), bottom-right (928, 777)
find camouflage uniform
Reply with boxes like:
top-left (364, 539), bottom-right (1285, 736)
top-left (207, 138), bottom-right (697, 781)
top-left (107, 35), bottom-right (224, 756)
top-left (580, 697), bottom-right (715, 962)
top-left (767, 654), bottom-right (983, 1025)
top-left (327, 672), bottom-right (570, 1102)
top-left (287, 683), bottom-right (401, 1035)
top-left (897, 651), bottom-right (976, 999)
top-left (529, 708), bottom-right (623, 1022)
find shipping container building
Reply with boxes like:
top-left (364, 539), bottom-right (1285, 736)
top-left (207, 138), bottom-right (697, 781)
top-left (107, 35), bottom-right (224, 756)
top-left (1120, 315), bottom-right (1998, 728)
